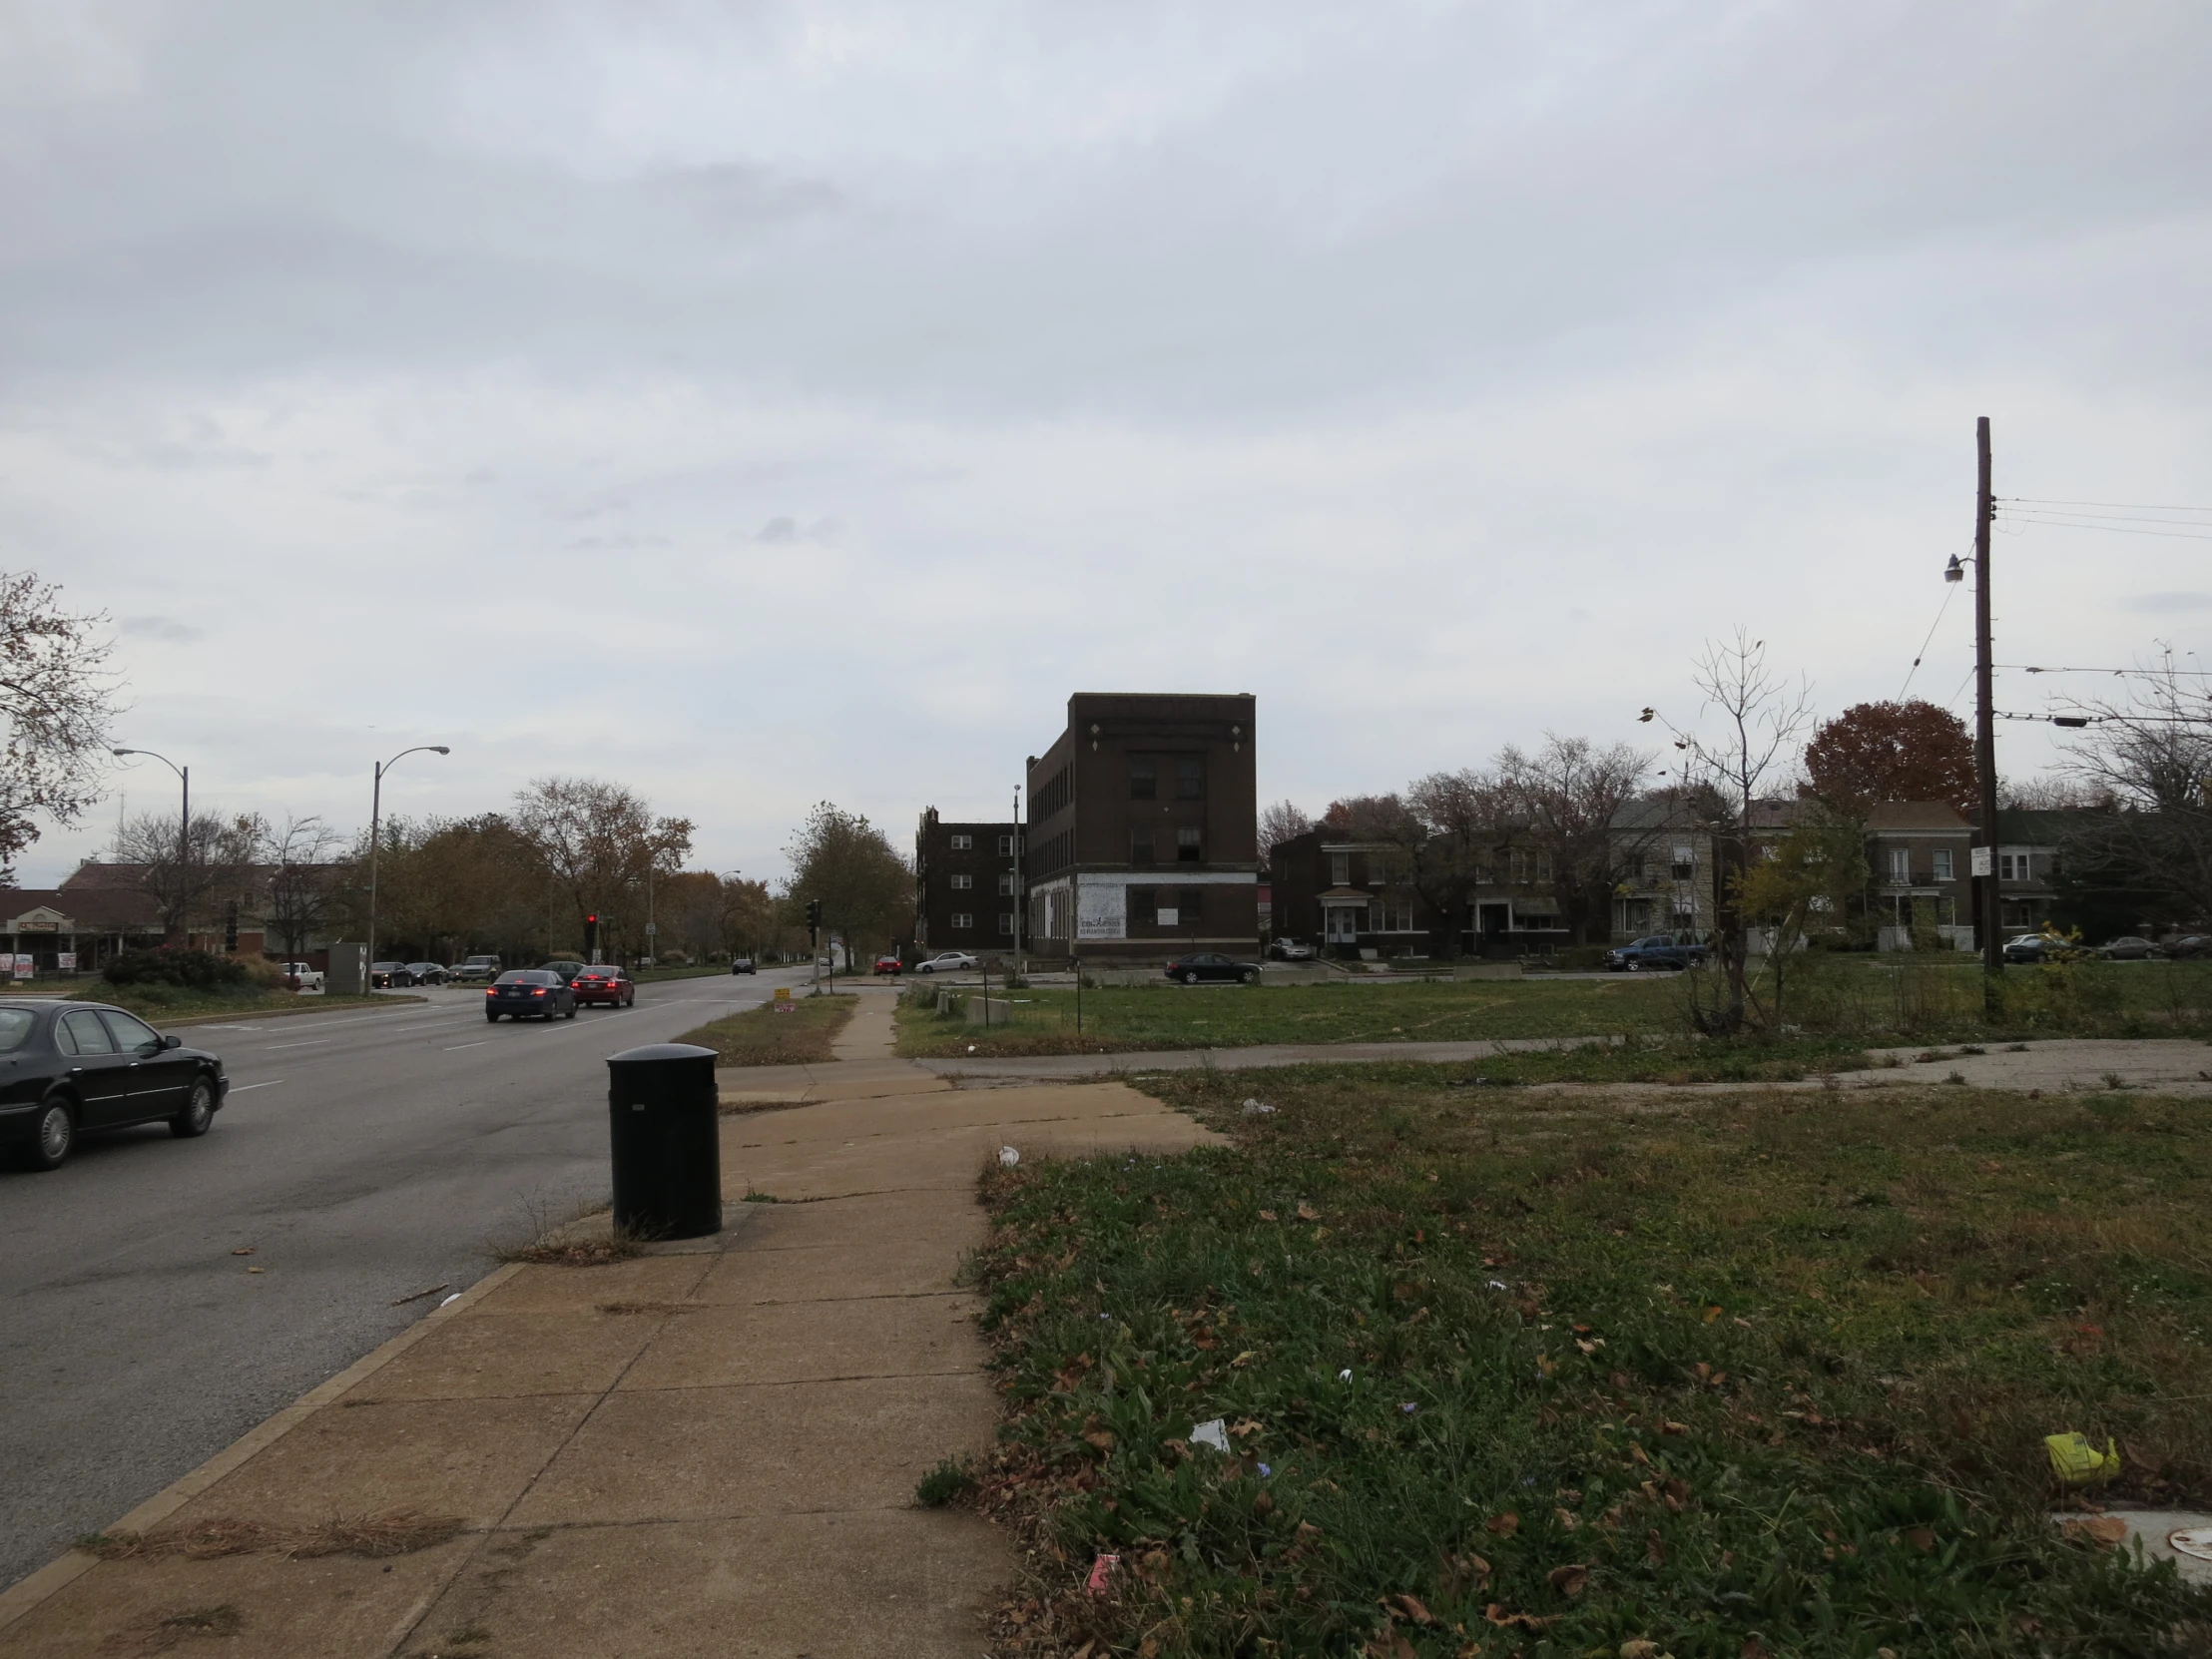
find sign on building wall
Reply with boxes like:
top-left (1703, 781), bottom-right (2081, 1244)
top-left (1077, 881), bottom-right (1126, 940)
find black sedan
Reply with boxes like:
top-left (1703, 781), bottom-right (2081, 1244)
top-left (0, 999), bottom-right (228, 1173)
top-left (485, 969), bottom-right (578, 1021)
top-left (1164, 952), bottom-right (1262, 985)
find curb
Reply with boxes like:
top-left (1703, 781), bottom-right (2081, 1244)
top-left (0, 1261), bottom-right (526, 1634)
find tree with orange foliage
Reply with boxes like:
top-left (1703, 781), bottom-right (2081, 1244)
top-left (1804, 699), bottom-right (1975, 818)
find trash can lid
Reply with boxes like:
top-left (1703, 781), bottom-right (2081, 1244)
top-left (607, 1042), bottom-right (720, 1065)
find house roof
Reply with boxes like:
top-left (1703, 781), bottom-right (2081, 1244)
top-left (1865, 802), bottom-right (1970, 832)
top-left (1995, 808), bottom-right (2092, 844)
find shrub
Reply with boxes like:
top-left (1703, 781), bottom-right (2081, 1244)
top-left (102, 947), bottom-right (254, 990)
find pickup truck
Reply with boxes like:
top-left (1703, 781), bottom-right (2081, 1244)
top-left (279, 961), bottom-right (325, 993)
top-left (453, 955), bottom-right (503, 984)
top-left (1604, 934), bottom-right (1707, 972)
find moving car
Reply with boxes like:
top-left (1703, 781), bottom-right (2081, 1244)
top-left (1604, 935), bottom-right (1707, 972)
top-left (405, 961), bottom-right (448, 986)
top-left (2164, 934), bottom-right (2212, 960)
top-left (1267, 938), bottom-right (1317, 962)
top-left (453, 955), bottom-right (503, 983)
top-left (2096, 935), bottom-right (2161, 960)
top-left (1165, 951), bottom-right (1262, 985)
top-left (913, 951), bottom-right (977, 975)
top-left (540, 959), bottom-right (587, 984)
top-left (0, 1000), bottom-right (228, 1173)
top-left (370, 960), bottom-right (411, 987)
top-left (278, 961), bottom-right (324, 993)
top-left (571, 963), bottom-right (636, 1008)
top-left (872, 953), bottom-right (903, 975)
top-left (2001, 933), bottom-right (2052, 964)
top-left (731, 957), bottom-right (756, 975)
top-left (486, 970), bottom-right (577, 1021)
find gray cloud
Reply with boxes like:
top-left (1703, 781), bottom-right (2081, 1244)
top-left (118, 616), bottom-right (205, 643)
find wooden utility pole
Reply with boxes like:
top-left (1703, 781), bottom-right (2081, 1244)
top-left (1973, 416), bottom-right (2002, 996)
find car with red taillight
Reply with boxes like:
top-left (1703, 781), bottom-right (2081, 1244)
top-left (570, 963), bottom-right (635, 1008)
top-left (484, 969), bottom-right (577, 1022)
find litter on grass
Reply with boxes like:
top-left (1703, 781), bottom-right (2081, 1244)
top-left (1086, 1553), bottom-right (1119, 1593)
top-left (1339, 1369), bottom-right (1354, 1382)
top-left (1189, 1418), bottom-right (1231, 1453)
top-left (438, 1293), bottom-right (461, 1308)
top-left (998, 1146), bottom-right (1020, 1166)
top-left (1241, 1098), bottom-right (1277, 1116)
top-left (2045, 1431), bottom-right (2119, 1483)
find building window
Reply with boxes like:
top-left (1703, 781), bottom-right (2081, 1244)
top-left (949, 834), bottom-right (972, 850)
top-left (1368, 852), bottom-right (1390, 886)
top-left (1933, 849), bottom-right (1954, 881)
top-left (997, 834), bottom-right (1015, 855)
top-left (1999, 851), bottom-right (2030, 880)
top-left (998, 912), bottom-right (1015, 934)
top-left (1180, 887), bottom-right (1205, 922)
top-left (1130, 759), bottom-right (1156, 800)
top-left (1330, 851), bottom-right (1350, 886)
top-left (1177, 827), bottom-right (1202, 863)
top-left (949, 873), bottom-right (973, 890)
top-left (1130, 888), bottom-right (1158, 925)
top-left (1888, 848), bottom-right (1911, 883)
top-left (1373, 897), bottom-right (1413, 931)
top-left (1670, 845), bottom-right (1695, 881)
top-left (1131, 830), bottom-right (1155, 865)
top-left (997, 872), bottom-right (1016, 896)
top-left (950, 912), bottom-right (973, 930)
top-left (1175, 758), bottom-right (1203, 801)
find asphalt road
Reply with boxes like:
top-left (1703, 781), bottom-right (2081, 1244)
top-left (0, 967), bottom-right (797, 1593)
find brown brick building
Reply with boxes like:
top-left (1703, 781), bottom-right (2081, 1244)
top-left (1022, 693), bottom-right (1260, 963)
top-left (913, 809), bottom-right (1020, 956)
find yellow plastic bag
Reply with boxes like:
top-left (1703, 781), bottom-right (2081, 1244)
top-left (2045, 1431), bottom-right (2118, 1484)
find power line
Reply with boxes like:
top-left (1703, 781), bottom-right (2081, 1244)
top-left (2003, 663), bottom-right (2212, 678)
top-left (1993, 515), bottom-right (2212, 542)
top-left (2004, 496), bottom-right (2212, 513)
top-left (2000, 507), bottom-right (2212, 528)
top-left (1897, 567), bottom-right (1962, 699)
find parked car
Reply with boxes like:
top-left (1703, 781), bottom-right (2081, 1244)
top-left (539, 959), bottom-right (587, 984)
top-left (371, 960), bottom-right (411, 987)
top-left (571, 963), bottom-right (636, 1008)
top-left (1604, 935), bottom-right (1707, 972)
top-left (731, 957), bottom-right (757, 975)
top-left (278, 961), bottom-right (324, 994)
top-left (1165, 951), bottom-right (1262, 985)
top-left (872, 953), bottom-right (903, 975)
top-left (0, 1001), bottom-right (228, 1172)
top-left (913, 951), bottom-right (977, 975)
top-left (1267, 938), bottom-right (1317, 962)
top-left (485, 970), bottom-right (577, 1021)
top-left (453, 955), bottom-right (503, 983)
top-left (2096, 935), bottom-right (2161, 960)
top-left (2164, 934), bottom-right (2212, 960)
top-left (405, 961), bottom-right (448, 986)
top-left (2002, 933), bottom-right (2052, 964)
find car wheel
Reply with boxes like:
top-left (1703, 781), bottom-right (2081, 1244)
top-left (1626, 959), bottom-right (1642, 972)
top-left (486, 1010), bottom-right (500, 1022)
top-left (1183, 970), bottom-right (1199, 985)
top-left (24, 1097), bottom-right (73, 1171)
top-left (171, 1077), bottom-right (217, 1139)
top-left (563, 1003), bottom-right (577, 1019)
top-left (1242, 968), bottom-right (1259, 984)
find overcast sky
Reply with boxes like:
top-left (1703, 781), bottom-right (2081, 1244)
top-left (6, 1), bottom-right (2208, 887)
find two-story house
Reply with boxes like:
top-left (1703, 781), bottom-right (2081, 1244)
top-left (1865, 802), bottom-right (1974, 950)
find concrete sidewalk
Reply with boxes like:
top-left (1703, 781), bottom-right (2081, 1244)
top-left (0, 989), bottom-right (1220, 1657)
top-left (918, 1032), bottom-right (1623, 1080)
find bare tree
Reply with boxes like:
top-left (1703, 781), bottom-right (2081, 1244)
top-left (261, 816), bottom-right (347, 959)
top-left (1644, 630), bottom-right (1816, 1032)
top-left (1493, 736), bottom-right (1656, 945)
top-left (0, 572), bottom-right (119, 875)
top-left (1258, 800), bottom-right (1315, 857)
top-left (115, 809), bottom-right (263, 941)
top-left (2054, 658), bottom-right (2212, 927)
top-left (512, 777), bottom-right (694, 954)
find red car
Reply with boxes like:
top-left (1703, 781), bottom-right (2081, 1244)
top-left (570, 963), bottom-right (636, 1007)
top-left (872, 953), bottom-right (903, 975)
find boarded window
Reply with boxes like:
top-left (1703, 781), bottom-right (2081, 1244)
top-left (1130, 759), bottom-right (1156, 800)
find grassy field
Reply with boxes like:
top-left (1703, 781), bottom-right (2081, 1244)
top-left (65, 984), bottom-right (409, 1024)
top-left (959, 1064), bottom-right (2212, 1656)
top-left (896, 957), bottom-right (2212, 1058)
top-left (676, 992), bottom-right (854, 1066)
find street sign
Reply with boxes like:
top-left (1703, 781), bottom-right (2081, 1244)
top-left (1970, 846), bottom-right (1993, 877)
top-left (56, 952), bottom-right (76, 971)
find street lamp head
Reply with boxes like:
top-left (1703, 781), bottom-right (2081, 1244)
top-left (430, 746), bottom-right (451, 755)
top-left (112, 747), bottom-right (137, 757)
top-left (1944, 555), bottom-right (1964, 584)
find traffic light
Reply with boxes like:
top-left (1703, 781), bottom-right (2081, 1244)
top-left (584, 913), bottom-right (599, 957)
top-left (805, 899), bottom-right (823, 935)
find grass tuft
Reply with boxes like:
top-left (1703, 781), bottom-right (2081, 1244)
top-left (915, 1455), bottom-right (977, 1508)
top-left (679, 993), bottom-right (855, 1067)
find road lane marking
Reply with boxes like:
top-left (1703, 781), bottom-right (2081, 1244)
top-left (263, 1039), bottom-right (334, 1050)
top-left (227, 1080), bottom-right (284, 1092)
top-left (442, 1041), bottom-right (489, 1051)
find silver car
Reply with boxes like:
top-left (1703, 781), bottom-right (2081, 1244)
top-left (914, 951), bottom-right (978, 974)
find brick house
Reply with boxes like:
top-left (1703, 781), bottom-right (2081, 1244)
top-left (1268, 830), bottom-right (1574, 959)
top-left (1023, 692), bottom-right (1260, 964)
top-left (1865, 802), bottom-right (1974, 950)
top-left (1991, 809), bottom-right (2071, 935)
top-left (913, 810), bottom-right (1019, 955)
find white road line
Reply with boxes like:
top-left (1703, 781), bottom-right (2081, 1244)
top-left (263, 1039), bottom-right (334, 1051)
top-left (442, 1041), bottom-right (488, 1051)
top-left (227, 1079), bottom-right (284, 1092)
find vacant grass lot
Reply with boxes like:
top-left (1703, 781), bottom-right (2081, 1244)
top-left (964, 1065), bottom-right (2212, 1656)
top-left (896, 958), bottom-right (2212, 1059)
top-left (677, 992), bottom-right (854, 1066)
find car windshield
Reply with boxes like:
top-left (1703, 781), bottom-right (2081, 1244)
top-left (0, 1008), bottom-right (35, 1051)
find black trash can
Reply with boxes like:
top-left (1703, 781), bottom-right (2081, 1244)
top-left (607, 1042), bottom-right (722, 1241)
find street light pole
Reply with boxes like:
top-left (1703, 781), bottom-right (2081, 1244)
top-left (111, 748), bottom-right (189, 942)
top-left (366, 745), bottom-right (451, 988)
